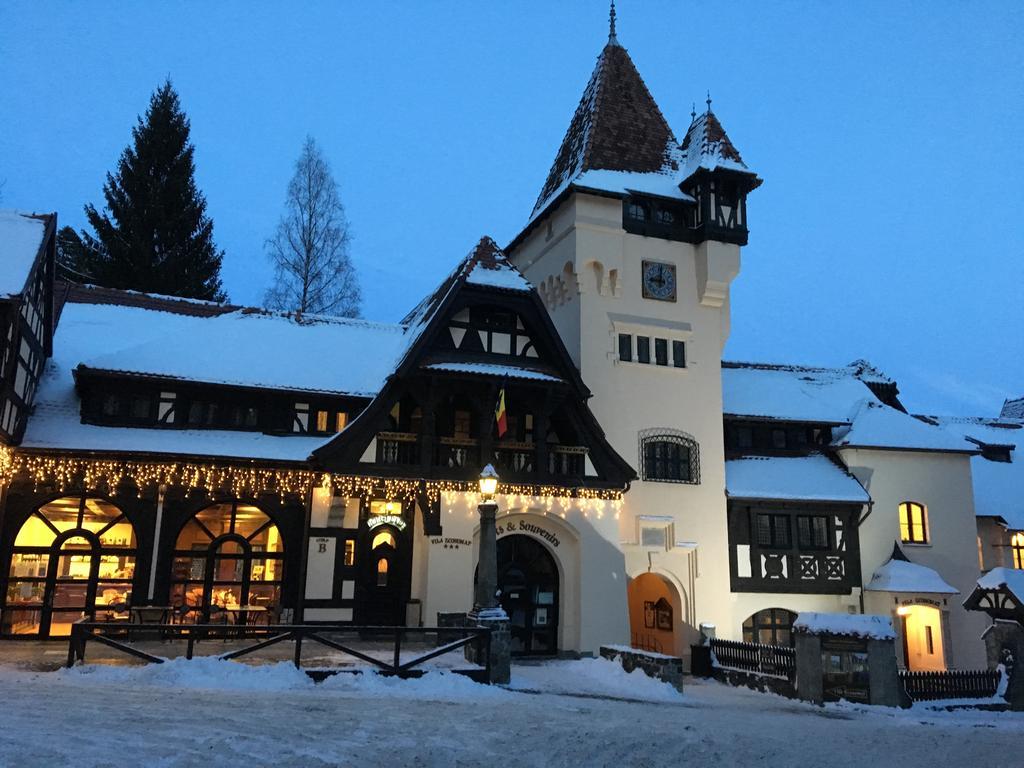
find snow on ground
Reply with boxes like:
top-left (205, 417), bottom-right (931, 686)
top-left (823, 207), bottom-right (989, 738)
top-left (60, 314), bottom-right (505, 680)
top-left (0, 657), bottom-right (1017, 767)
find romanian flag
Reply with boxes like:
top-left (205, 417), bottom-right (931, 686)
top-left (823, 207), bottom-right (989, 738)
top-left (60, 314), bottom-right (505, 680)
top-left (494, 382), bottom-right (508, 438)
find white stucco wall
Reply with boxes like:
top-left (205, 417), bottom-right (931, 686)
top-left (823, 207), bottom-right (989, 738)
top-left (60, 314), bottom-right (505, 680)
top-left (840, 447), bottom-right (988, 668)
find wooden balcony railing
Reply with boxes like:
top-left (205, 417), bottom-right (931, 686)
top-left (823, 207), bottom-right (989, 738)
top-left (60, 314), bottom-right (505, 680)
top-left (435, 436), bottom-right (479, 469)
top-left (377, 432), bottom-right (420, 466)
top-left (493, 441), bottom-right (536, 475)
top-left (549, 445), bottom-right (586, 477)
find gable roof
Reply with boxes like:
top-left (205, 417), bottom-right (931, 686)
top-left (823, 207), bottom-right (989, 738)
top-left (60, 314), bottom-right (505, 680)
top-left (833, 401), bottom-right (977, 454)
top-left (532, 39), bottom-right (681, 217)
top-left (722, 360), bottom-right (887, 424)
top-left (0, 210), bottom-right (53, 297)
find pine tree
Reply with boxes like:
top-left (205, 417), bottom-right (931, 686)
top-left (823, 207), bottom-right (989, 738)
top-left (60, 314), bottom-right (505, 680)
top-left (82, 80), bottom-right (227, 301)
top-left (55, 225), bottom-right (95, 282)
top-left (264, 136), bottom-right (360, 317)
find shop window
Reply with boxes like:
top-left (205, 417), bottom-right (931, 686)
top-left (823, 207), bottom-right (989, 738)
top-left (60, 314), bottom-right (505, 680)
top-left (639, 430), bottom-right (700, 484)
top-left (899, 501), bottom-right (928, 544)
top-left (1012, 533), bottom-right (1024, 569)
top-left (742, 608), bottom-right (797, 647)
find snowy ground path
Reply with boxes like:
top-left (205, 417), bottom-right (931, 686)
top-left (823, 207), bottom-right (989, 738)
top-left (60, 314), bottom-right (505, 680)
top-left (0, 657), bottom-right (1016, 767)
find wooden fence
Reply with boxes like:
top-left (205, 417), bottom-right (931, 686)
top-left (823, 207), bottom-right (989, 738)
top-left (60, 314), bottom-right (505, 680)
top-left (899, 668), bottom-right (1001, 702)
top-left (710, 638), bottom-right (796, 679)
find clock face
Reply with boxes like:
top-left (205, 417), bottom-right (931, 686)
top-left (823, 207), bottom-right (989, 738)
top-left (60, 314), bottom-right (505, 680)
top-left (642, 261), bottom-right (676, 301)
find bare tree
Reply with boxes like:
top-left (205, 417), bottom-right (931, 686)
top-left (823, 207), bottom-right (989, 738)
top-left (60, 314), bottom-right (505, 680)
top-left (264, 136), bottom-right (361, 317)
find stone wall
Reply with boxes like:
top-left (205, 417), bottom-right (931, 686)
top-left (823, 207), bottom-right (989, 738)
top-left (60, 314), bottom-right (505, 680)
top-left (599, 645), bottom-right (683, 692)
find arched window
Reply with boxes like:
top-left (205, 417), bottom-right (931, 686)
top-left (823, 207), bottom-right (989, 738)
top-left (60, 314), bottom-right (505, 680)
top-left (899, 502), bottom-right (928, 544)
top-left (170, 502), bottom-right (284, 621)
top-left (4, 495), bottom-right (136, 637)
top-left (1012, 533), bottom-right (1024, 570)
top-left (372, 530), bottom-right (396, 550)
top-left (376, 558), bottom-right (389, 586)
top-left (639, 429), bottom-right (699, 484)
top-left (742, 608), bottom-right (797, 647)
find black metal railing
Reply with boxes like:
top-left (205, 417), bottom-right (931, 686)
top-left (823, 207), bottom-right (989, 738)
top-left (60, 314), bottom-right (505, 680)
top-left (377, 432), bottom-right (420, 465)
top-left (899, 668), bottom-right (1001, 701)
top-left (710, 638), bottom-right (796, 679)
top-left (67, 621), bottom-right (492, 681)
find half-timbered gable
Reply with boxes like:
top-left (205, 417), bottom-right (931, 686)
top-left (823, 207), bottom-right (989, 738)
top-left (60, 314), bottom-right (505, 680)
top-left (312, 237), bottom-right (636, 496)
top-left (0, 211), bottom-right (56, 443)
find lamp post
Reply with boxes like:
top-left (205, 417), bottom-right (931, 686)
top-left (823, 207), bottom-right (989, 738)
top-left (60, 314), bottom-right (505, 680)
top-left (474, 464), bottom-right (501, 614)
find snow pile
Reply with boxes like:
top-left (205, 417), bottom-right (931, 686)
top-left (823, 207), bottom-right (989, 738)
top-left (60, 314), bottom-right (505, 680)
top-left (508, 657), bottom-right (684, 703)
top-left (725, 454), bottom-right (869, 503)
top-left (0, 209), bottom-right (47, 296)
top-left (319, 668), bottom-right (509, 701)
top-left (59, 656), bottom-right (313, 691)
top-left (794, 612), bottom-right (896, 640)
top-left (865, 558), bottom-right (958, 594)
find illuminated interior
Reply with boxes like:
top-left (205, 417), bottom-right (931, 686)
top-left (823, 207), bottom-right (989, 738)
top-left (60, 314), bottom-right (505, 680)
top-left (371, 530), bottom-right (396, 550)
top-left (170, 501), bottom-right (283, 621)
top-left (899, 604), bottom-right (945, 671)
top-left (898, 501), bottom-right (928, 544)
top-left (1012, 532), bottom-right (1024, 569)
top-left (4, 496), bottom-right (136, 637)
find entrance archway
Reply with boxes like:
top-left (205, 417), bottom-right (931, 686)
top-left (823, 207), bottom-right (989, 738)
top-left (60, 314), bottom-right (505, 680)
top-left (627, 573), bottom-right (683, 656)
top-left (4, 495), bottom-right (136, 637)
top-left (496, 534), bottom-right (559, 655)
top-left (170, 502), bottom-right (284, 622)
top-left (899, 604), bottom-right (946, 671)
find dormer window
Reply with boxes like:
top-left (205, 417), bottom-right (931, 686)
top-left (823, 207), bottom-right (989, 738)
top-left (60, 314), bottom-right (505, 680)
top-left (627, 201), bottom-right (647, 222)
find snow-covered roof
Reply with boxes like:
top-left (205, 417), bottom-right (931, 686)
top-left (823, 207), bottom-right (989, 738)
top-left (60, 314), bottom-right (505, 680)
top-left (866, 557), bottom-right (958, 595)
top-left (678, 108), bottom-right (755, 182)
top-left (977, 567), bottom-right (1024, 599)
top-left (725, 454), bottom-right (869, 503)
top-left (20, 299), bottom-right (405, 461)
top-left (70, 303), bottom-right (409, 397)
top-left (1003, 397), bottom-right (1024, 420)
top-left (833, 402), bottom-right (975, 454)
top-left (464, 259), bottom-right (532, 292)
top-left (422, 362), bottom-right (562, 383)
top-left (0, 210), bottom-right (48, 297)
top-left (929, 416), bottom-right (1024, 527)
top-left (794, 612), bottom-right (896, 640)
top-left (721, 362), bottom-right (881, 424)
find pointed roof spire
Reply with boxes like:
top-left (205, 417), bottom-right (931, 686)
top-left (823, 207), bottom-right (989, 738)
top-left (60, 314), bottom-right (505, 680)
top-left (608, 0), bottom-right (619, 46)
top-left (531, 37), bottom-right (680, 214)
top-left (706, 90), bottom-right (712, 110)
top-left (679, 100), bottom-right (761, 188)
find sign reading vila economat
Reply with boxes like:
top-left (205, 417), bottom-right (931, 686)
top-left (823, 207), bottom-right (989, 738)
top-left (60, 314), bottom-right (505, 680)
top-left (368, 514), bottom-right (407, 531)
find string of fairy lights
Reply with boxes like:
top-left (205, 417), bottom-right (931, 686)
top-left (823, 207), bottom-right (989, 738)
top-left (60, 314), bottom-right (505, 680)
top-left (0, 448), bottom-right (624, 516)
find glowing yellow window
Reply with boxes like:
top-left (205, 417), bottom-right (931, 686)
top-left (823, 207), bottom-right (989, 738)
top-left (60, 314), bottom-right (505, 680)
top-left (899, 502), bottom-right (928, 544)
top-left (344, 540), bottom-right (355, 566)
top-left (316, 410), bottom-right (329, 432)
top-left (376, 558), bottom-right (388, 586)
top-left (1012, 533), bottom-right (1024, 570)
top-left (372, 531), bottom-right (396, 550)
top-left (336, 412), bottom-right (348, 432)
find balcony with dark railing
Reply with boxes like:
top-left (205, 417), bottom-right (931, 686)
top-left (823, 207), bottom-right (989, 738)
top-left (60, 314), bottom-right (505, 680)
top-left (435, 436), bottom-right (479, 470)
top-left (493, 441), bottom-right (536, 476)
top-left (376, 432), bottom-right (420, 466)
top-left (548, 445), bottom-right (586, 478)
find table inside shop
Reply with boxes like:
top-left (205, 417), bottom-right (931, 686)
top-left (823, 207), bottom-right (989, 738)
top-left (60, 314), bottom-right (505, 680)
top-left (221, 605), bottom-right (268, 625)
top-left (130, 606), bottom-right (172, 624)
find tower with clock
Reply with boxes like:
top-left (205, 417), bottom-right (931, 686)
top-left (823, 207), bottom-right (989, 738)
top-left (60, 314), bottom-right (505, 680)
top-left (505, 9), bottom-right (760, 658)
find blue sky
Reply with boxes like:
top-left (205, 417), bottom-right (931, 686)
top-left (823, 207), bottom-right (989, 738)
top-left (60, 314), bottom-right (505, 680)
top-left (1, 1), bottom-right (1021, 416)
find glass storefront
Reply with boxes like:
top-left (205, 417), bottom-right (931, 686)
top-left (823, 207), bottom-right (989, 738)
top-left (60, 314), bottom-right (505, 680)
top-left (170, 502), bottom-right (283, 622)
top-left (3, 496), bottom-right (136, 637)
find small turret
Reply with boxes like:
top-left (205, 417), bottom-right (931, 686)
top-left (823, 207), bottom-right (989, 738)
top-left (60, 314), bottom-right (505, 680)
top-left (679, 99), bottom-right (761, 246)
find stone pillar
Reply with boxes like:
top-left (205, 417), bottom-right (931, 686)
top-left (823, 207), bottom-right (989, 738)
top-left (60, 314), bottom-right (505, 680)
top-left (474, 500), bottom-right (499, 611)
top-left (866, 638), bottom-right (906, 708)
top-left (465, 616), bottom-right (511, 685)
top-left (794, 633), bottom-right (823, 704)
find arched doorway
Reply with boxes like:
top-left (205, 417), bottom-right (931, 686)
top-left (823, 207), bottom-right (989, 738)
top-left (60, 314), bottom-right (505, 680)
top-left (170, 502), bottom-right (284, 622)
top-left (357, 524), bottom-right (405, 625)
top-left (496, 535), bottom-right (559, 655)
top-left (4, 495), bottom-right (136, 637)
top-left (627, 573), bottom-right (683, 656)
top-left (899, 604), bottom-right (946, 671)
